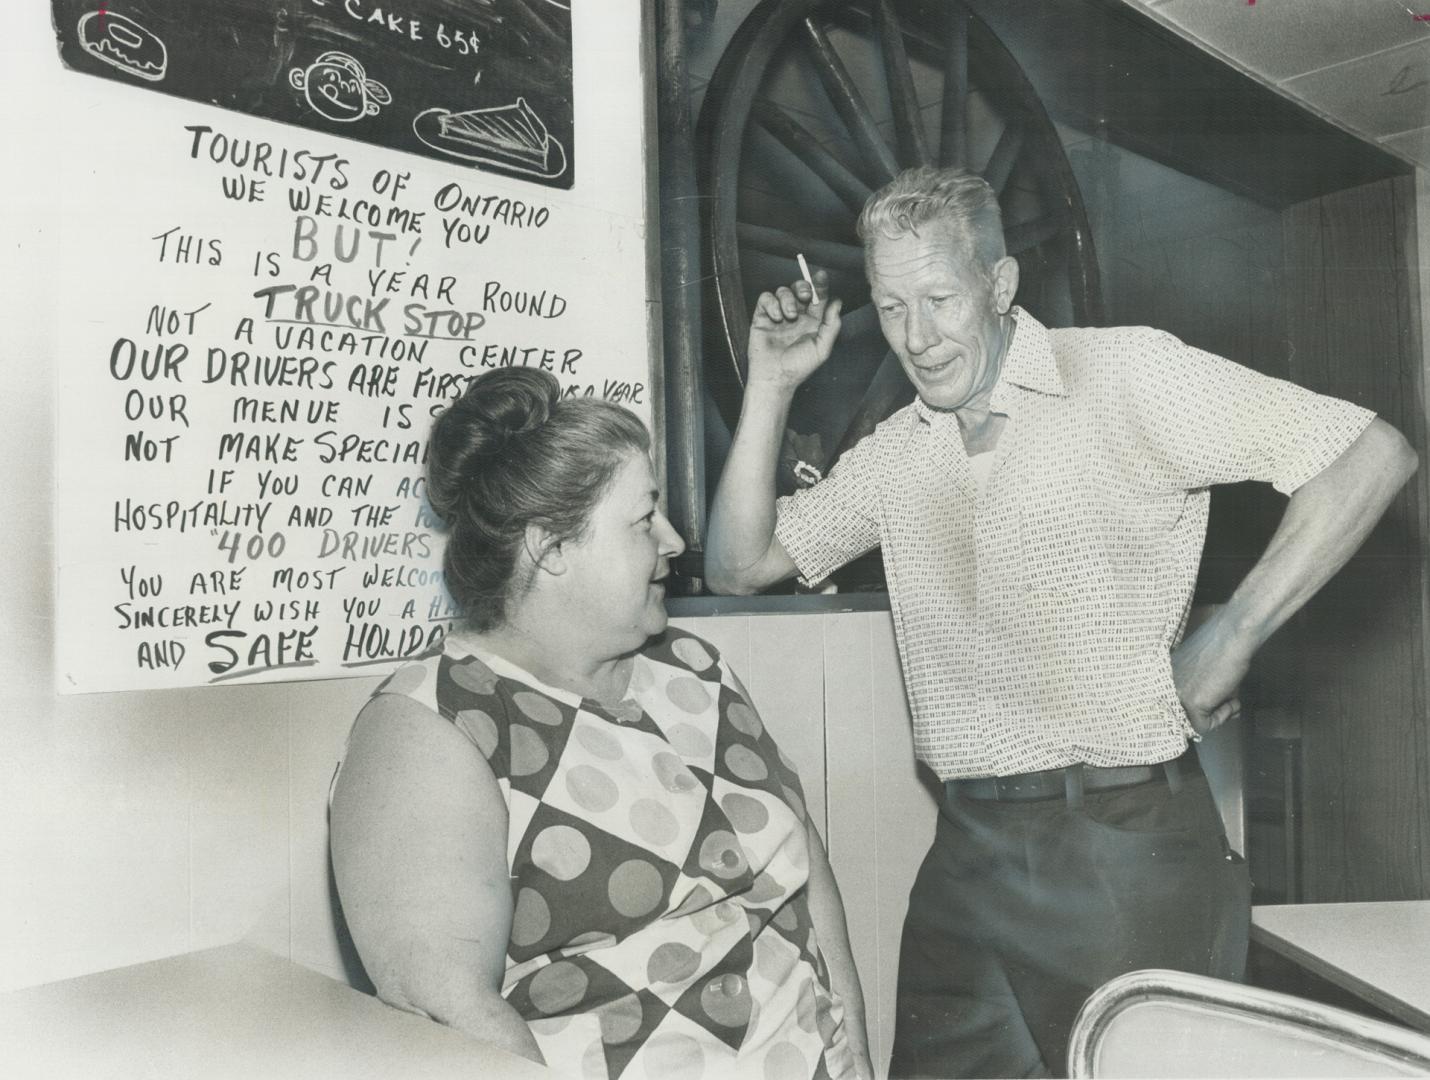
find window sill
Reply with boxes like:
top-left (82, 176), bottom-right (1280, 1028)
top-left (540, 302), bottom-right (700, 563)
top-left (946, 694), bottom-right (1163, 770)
top-left (666, 591), bottom-right (892, 617)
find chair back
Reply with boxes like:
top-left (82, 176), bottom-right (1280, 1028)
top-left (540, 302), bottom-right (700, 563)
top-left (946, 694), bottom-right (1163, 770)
top-left (1068, 969), bottom-right (1430, 1077)
top-left (1198, 716), bottom-right (1245, 856)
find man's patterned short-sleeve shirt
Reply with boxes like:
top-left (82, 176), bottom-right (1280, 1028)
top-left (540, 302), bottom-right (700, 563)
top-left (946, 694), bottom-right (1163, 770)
top-left (775, 308), bottom-right (1374, 780)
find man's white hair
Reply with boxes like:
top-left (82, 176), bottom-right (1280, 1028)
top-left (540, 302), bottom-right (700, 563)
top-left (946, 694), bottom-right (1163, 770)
top-left (857, 166), bottom-right (1006, 277)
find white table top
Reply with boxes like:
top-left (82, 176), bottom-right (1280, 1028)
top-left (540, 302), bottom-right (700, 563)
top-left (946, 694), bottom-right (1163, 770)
top-left (1252, 901), bottom-right (1430, 1033)
top-left (0, 943), bottom-right (547, 1080)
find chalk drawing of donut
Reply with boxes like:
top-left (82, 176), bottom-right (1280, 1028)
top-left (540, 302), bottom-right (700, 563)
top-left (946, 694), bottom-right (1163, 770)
top-left (77, 10), bottom-right (168, 82)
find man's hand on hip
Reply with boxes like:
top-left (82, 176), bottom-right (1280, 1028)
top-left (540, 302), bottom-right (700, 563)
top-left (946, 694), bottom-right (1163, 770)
top-left (1171, 616), bottom-right (1253, 736)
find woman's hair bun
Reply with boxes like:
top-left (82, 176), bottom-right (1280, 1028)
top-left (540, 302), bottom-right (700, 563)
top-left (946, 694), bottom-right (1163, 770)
top-left (463, 368), bottom-right (562, 456)
top-left (427, 368), bottom-right (562, 521)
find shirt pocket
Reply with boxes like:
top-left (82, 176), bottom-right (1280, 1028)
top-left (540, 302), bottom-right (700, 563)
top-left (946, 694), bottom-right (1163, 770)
top-left (1016, 490), bottom-right (1111, 597)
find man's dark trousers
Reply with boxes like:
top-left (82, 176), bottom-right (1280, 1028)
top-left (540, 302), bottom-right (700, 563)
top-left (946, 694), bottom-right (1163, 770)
top-left (888, 767), bottom-right (1250, 1078)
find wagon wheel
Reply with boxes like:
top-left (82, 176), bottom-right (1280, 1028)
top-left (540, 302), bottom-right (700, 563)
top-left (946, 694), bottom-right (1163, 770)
top-left (698, 0), bottom-right (1102, 520)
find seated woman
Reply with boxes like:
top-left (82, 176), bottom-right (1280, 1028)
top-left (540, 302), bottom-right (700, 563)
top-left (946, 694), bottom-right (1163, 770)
top-left (330, 368), bottom-right (871, 1079)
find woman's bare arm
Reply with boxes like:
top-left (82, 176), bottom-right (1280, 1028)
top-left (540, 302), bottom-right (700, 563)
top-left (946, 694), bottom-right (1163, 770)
top-left (804, 819), bottom-right (873, 1079)
top-left (330, 693), bottom-right (543, 1064)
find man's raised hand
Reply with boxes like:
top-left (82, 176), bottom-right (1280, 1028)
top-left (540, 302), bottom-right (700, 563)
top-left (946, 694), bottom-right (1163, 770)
top-left (747, 269), bottom-right (844, 393)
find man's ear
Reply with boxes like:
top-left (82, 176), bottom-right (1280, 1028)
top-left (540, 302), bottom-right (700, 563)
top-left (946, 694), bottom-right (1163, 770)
top-left (524, 522), bottom-right (566, 577)
top-left (991, 255), bottom-right (1020, 314)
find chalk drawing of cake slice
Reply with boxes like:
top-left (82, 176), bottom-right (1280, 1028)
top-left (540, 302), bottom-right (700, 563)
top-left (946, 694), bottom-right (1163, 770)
top-left (413, 97), bottom-right (567, 180)
top-left (77, 10), bottom-right (168, 82)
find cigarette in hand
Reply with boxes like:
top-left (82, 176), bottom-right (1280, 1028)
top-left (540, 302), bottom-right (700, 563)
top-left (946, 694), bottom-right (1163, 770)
top-left (796, 253), bottom-right (820, 306)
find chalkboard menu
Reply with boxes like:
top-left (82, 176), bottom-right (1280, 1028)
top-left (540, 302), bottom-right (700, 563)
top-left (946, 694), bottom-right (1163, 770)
top-left (51, 0), bottom-right (575, 189)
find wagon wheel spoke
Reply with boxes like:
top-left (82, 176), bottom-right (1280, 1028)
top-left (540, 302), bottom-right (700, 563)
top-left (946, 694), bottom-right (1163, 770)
top-left (830, 343), bottom-right (910, 464)
top-left (736, 223), bottom-right (867, 273)
top-left (1004, 213), bottom-right (1068, 255)
top-left (981, 123), bottom-right (1024, 195)
top-left (874, 0), bottom-right (931, 167)
top-left (938, 5), bottom-right (969, 168)
top-left (1018, 238), bottom-right (1051, 310)
top-left (802, 17), bottom-right (901, 185)
top-left (752, 99), bottom-right (874, 215)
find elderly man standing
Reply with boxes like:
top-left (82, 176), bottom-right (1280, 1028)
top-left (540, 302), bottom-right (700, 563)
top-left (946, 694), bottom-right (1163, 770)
top-left (706, 166), bottom-right (1418, 1078)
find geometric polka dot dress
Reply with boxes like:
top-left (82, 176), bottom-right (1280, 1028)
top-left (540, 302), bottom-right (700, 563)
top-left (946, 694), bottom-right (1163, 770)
top-left (372, 626), bottom-right (857, 1079)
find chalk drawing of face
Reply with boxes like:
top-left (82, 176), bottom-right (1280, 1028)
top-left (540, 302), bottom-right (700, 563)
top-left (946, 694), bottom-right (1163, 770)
top-left (289, 52), bottom-right (390, 122)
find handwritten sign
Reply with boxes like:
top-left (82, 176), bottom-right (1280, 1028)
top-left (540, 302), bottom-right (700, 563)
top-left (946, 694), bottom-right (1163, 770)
top-left (53, 83), bottom-right (650, 694)
top-left (51, 0), bottom-right (575, 189)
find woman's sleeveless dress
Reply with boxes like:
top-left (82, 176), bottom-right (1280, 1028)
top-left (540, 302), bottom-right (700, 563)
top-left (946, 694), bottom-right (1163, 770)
top-left (370, 626), bottom-right (856, 1080)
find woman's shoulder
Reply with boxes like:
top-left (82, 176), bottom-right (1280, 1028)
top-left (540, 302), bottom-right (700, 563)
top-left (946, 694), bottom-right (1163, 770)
top-left (367, 649), bottom-right (445, 714)
top-left (333, 665), bottom-right (495, 811)
top-left (371, 632), bottom-right (520, 707)
top-left (359, 633), bottom-right (522, 763)
top-left (642, 627), bottom-right (724, 681)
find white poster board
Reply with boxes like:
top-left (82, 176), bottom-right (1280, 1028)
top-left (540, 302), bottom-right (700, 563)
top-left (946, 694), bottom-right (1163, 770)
top-left (53, 19), bottom-right (652, 694)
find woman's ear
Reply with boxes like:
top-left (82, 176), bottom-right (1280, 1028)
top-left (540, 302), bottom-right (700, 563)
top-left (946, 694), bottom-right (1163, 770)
top-left (524, 522), bottom-right (566, 577)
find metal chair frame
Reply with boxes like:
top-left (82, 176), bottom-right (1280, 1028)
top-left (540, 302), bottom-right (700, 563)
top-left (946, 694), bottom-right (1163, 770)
top-left (1069, 968), bottom-right (1430, 1078)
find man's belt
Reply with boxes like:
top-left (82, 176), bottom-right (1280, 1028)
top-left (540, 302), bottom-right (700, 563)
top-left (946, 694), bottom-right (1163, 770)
top-left (944, 748), bottom-right (1201, 807)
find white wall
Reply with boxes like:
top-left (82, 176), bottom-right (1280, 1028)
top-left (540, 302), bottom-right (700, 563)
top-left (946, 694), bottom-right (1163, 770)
top-left (0, 0), bottom-right (651, 992)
